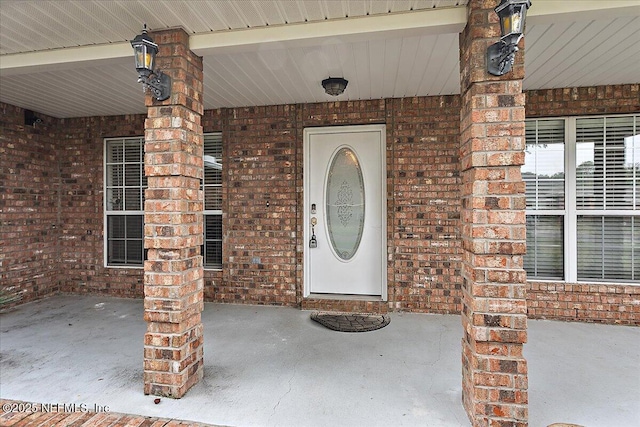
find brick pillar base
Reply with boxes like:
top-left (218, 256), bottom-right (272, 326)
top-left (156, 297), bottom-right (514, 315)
top-left (143, 28), bottom-right (204, 398)
top-left (459, 1), bottom-right (529, 425)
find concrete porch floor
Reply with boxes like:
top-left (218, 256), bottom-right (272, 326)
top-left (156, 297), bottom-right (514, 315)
top-left (0, 295), bottom-right (638, 427)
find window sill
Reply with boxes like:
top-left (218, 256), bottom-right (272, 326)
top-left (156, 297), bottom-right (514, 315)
top-left (527, 278), bottom-right (639, 286)
top-left (105, 264), bottom-right (143, 270)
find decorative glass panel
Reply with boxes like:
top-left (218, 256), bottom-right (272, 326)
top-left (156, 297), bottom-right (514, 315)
top-left (326, 147), bottom-right (365, 261)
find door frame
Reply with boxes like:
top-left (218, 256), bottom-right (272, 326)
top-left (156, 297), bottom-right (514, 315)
top-left (303, 124), bottom-right (387, 299)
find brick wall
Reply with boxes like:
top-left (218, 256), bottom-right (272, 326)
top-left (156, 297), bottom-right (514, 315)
top-left (526, 85), bottom-right (639, 117)
top-left (388, 97), bottom-right (463, 313)
top-left (0, 104), bottom-right (60, 305)
top-left (459, 0), bottom-right (529, 423)
top-left (216, 105), bottom-right (299, 306)
top-left (525, 84), bottom-right (640, 325)
top-left (200, 99), bottom-right (463, 313)
top-left (57, 114), bottom-right (146, 297)
top-left (3, 84), bottom-right (638, 323)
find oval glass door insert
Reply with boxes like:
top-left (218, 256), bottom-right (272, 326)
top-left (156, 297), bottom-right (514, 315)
top-left (326, 147), bottom-right (365, 260)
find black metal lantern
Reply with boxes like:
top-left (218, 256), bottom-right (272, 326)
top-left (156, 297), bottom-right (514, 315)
top-left (322, 77), bottom-right (348, 96)
top-left (487, 0), bottom-right (532, 76)
top-left (130, 25), bottom-right (171, 101)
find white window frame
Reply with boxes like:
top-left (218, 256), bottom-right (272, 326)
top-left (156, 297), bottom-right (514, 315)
top-left (103, 136), bottom-right (146, 268)
top-left (524, 118), bottom-right (567, 280)
top-left (103, 134), bottom-right (225, 270)
top-left (526, 114), bottom-right (639, 284)
top-left (203, 132), bottom-right (223, 270)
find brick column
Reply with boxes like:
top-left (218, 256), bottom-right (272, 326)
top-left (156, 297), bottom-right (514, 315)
top-left (143, 28), bottom-right (204, 398)
top-left (459, 1), bottom-right (528, 426)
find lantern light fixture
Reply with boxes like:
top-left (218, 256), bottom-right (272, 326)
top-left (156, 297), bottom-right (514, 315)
top-left (322, 77), bottom-right (348, 96)
top-left (486, 0), bottom-right (532, 76)
top-left (130, 25), bottom-right (171, 101)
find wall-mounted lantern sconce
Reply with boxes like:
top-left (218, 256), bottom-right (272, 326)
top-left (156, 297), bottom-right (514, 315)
top-left (487, 0), bottom-right (532, 76)
top-left (322, 77), bottom-right (348, 96)
top-left (130, 25), bottom-right (171, 101)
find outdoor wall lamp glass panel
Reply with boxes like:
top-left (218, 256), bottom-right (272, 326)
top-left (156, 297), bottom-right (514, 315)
top-left (130, 25), bottom-right (171, 101)
top-left (322, 77), bottom-right (348, 96)
top-left (487, 0), bottom-right (532, 76)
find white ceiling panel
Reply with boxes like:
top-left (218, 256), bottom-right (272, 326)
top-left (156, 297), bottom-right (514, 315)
top-left (345, 1), bottom-right (367, 18)
top-left (252, 1), bottom-right (284, 26)
top-left (382, 38), bottom-right (403, 96)
top-left (2, 0), bottom-right (460, 55)
top-left (523, 16), bottom-right (640, 90)
top-left (370, 1), bottom-right (390, 15)
top-left (196, 31), bottom-right (462, 110)
top-left (0, 61), bottom-right (144, 118)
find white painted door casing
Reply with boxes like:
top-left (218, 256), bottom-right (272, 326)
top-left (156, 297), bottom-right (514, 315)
top-left (303, 125), bottom-right (387, 298)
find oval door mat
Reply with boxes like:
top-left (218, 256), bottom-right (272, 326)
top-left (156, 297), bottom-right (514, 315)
top-left (310, 312), bottom-right (390, 332)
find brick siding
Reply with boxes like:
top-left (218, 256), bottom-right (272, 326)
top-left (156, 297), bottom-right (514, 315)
top-left (388, 97), bottom-right (463, 313)
top-left (2, 83), bottom-right (638, 324)
top-left (0, 104), bottom-right (61, 305)
top-left (217, 105), bottom-right (299, 306)
top-left (201, 99), bottom-right (463, 313)
top-left (459, 1), bottom-right (528, 423)
top-left (56, 114), bottom-right (147, 298)
top-left (526, 85), bottom-right (639, 117)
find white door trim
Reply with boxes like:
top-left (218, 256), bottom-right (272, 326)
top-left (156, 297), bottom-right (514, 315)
top-left (303, 124), bottom-right (387, 299)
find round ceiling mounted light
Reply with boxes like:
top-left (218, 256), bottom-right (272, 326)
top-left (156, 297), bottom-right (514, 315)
top-left (322, 77), bottom-right (348, 96)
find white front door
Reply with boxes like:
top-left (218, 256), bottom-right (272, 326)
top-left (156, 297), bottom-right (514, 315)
top-left (304, 125), bottom-right (386, 298)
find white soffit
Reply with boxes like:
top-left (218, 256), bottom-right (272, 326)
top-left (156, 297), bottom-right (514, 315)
top-left (524, 0), bottom-right (640, 91)
top-left (527, 0), bottom-right (640, 25)
top-left (0, 6), bottom-right (467, 76)
top-left (190, 7), bottom-right (467, 55)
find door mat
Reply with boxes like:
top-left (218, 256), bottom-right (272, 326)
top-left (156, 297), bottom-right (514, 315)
top-left (310, 312), bottom-right (390, 332)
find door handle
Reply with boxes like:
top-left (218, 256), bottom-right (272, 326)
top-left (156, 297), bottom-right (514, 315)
top-left (309, 217), bottom-right (318, 248)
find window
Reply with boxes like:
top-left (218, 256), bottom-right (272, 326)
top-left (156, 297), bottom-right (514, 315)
top-left (524, 115), bottom-right (639, 283)
top-left (104, 137), bottom-right (146, 266)
top-left (524, 119), bottom-right (565, 279)
top-left (104, 134), bottom-right (224, 269)
top-left (203, 133), bottom-right (223, 269)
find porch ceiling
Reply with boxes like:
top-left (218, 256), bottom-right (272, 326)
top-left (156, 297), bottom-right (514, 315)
top-left (0, 0), bottom-right (638, 119)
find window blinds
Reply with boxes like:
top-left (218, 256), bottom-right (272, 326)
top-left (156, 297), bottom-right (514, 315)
top-left (524, 119), bottom-right (565, 280)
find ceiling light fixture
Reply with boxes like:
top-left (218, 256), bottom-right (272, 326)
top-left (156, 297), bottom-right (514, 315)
top-left (322, 77), bottom-right (348, 96)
